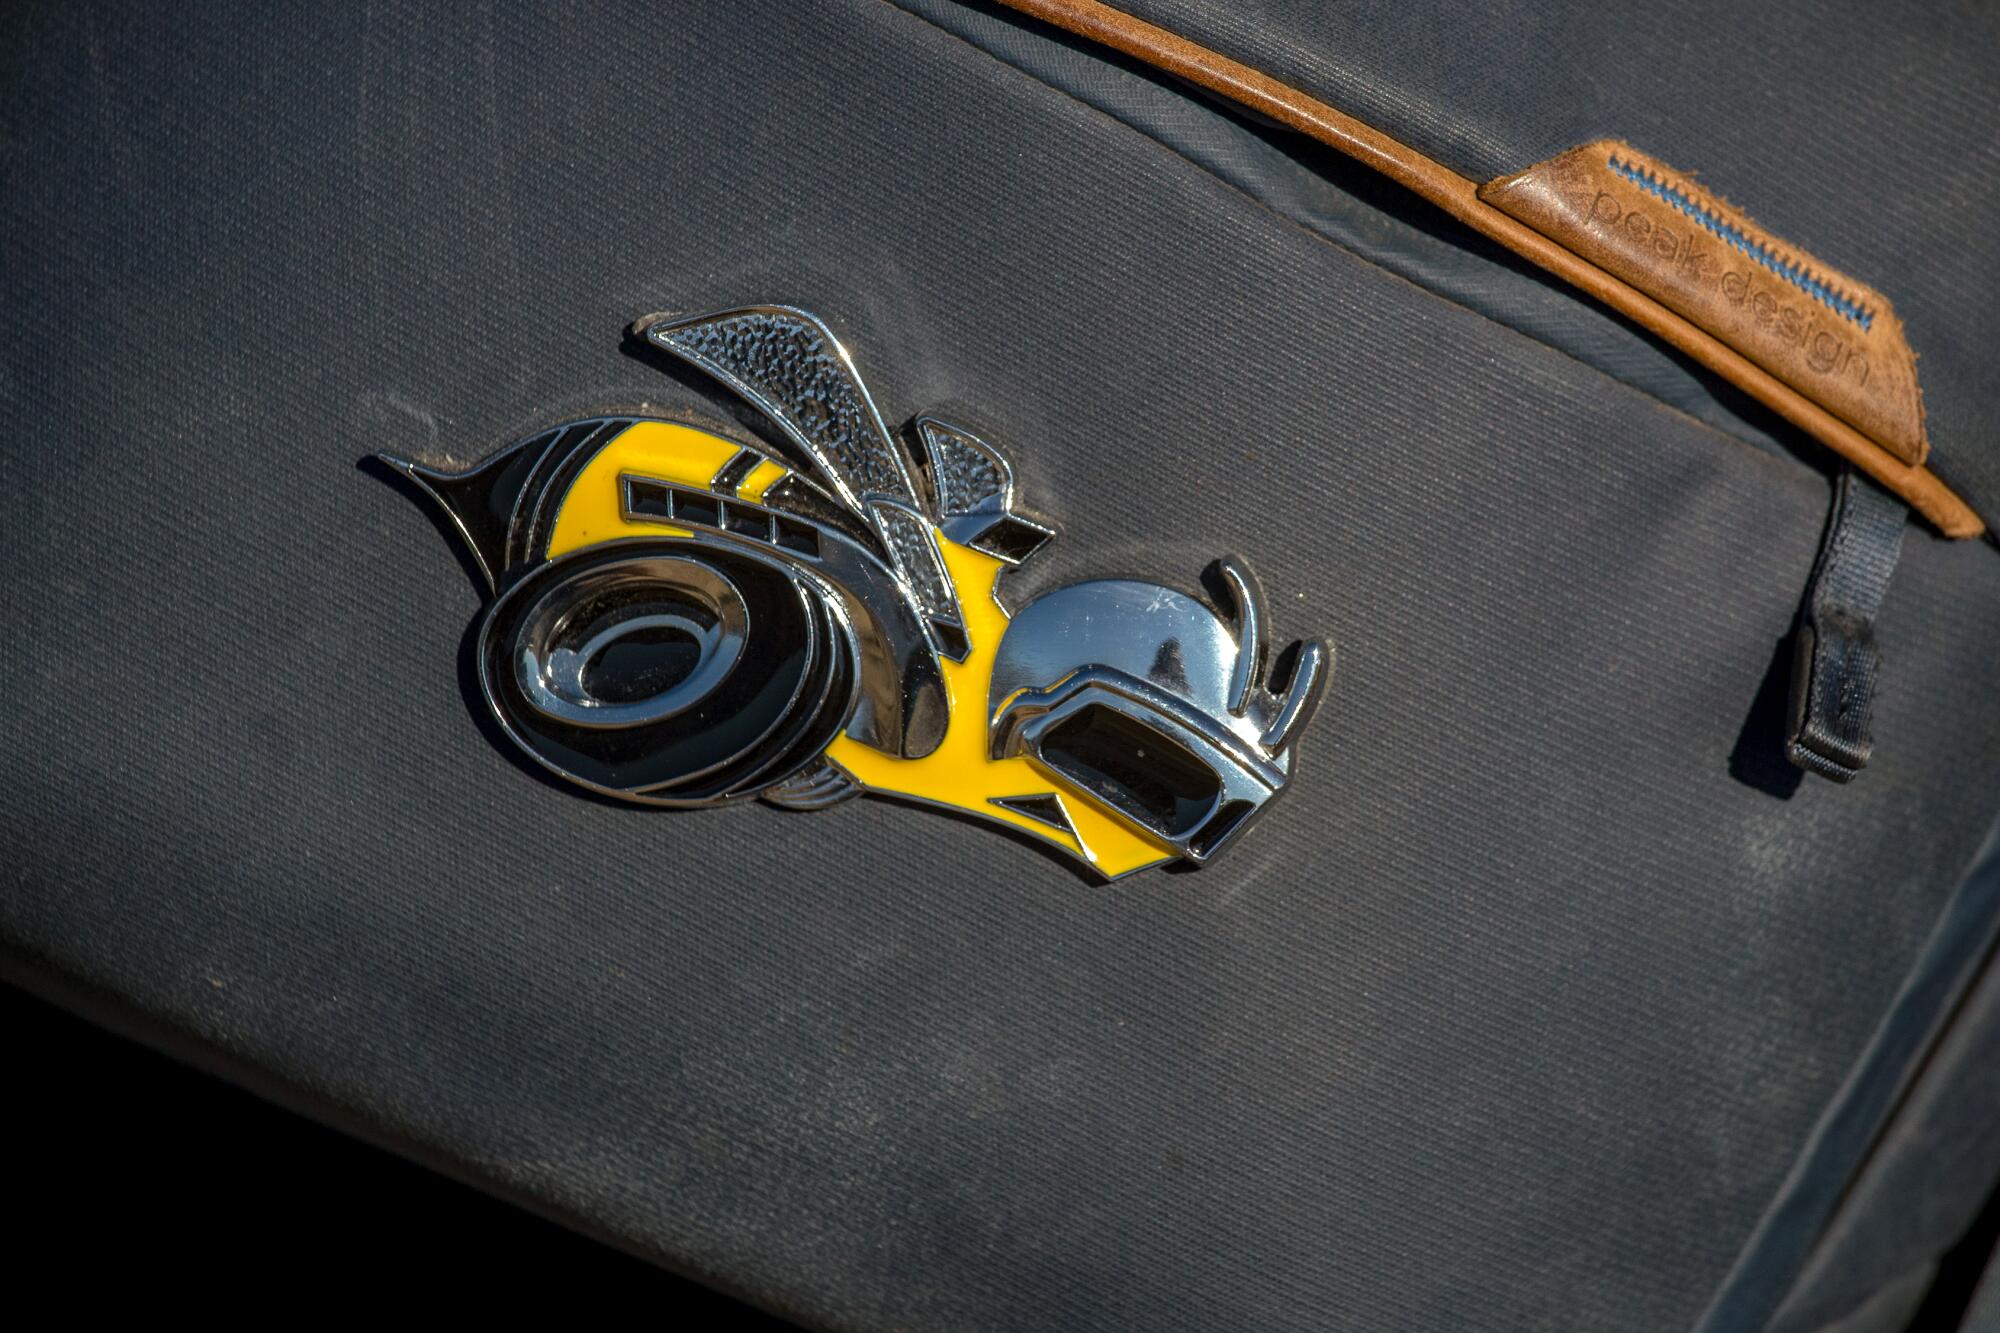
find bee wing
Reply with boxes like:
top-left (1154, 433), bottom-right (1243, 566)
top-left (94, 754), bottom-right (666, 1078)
top-left (915, 417), bottom-right (1056, 567)
top-left (638, 306), bottom-right (920, 516)
top-left (639, 305), bottom-right (978, 661)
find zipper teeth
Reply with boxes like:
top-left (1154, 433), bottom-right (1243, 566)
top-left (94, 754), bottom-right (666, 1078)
top-left (1607, 155), bottom-right (1875, 330)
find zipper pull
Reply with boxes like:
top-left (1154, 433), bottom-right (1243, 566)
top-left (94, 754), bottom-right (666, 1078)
top-left (1787, 465), bottom-right (1909, 781)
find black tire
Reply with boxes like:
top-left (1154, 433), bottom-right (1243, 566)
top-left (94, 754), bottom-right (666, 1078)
top-left (476, 537), bottom-right (859, 805)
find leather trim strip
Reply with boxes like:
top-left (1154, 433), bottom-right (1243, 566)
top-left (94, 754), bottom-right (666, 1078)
top-left (992, 0), bottom-right (1983, 538)
top-left (1482, 142), bottom-right (1928, 468)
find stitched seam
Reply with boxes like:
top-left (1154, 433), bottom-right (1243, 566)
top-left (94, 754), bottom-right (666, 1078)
top-left (1606, 154), bottom-right (1875, 331)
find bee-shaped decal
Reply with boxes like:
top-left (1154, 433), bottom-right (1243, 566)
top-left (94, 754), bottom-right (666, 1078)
top-left (383, 307), bottom-right (1328, 879)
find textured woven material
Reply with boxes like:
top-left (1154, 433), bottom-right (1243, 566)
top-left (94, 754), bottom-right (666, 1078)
top-left (1736, 818), bottom-right (2000, 1331)
top-left (897, 0), bottom-right (1812, 472)
top-left (4, 2), bottom-right (2000, 1329)
top-left (1112, 0), bottom-right (2000, 530)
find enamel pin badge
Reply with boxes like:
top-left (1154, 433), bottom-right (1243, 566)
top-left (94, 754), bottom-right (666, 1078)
top-left (383, 307), bottom-right (1328, 879)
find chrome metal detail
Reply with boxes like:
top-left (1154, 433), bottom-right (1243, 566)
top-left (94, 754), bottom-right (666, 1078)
top-left (989, 567), bottom-right (1328, 863)
top-left (1210, 556), bottom-right (1263, 717)
top-left (763, 759), bottom-right (863, 811)
top-left (871, 501), bottom-right (953, 612)
top-left (1259, 640), bottom-right (1326, 752)
top-left (989, 792), bottom-right (1079, 839)
top-left (710, 446), bottom-right (763, 495)
top-left (381, 304), bottom-right (1332, 879)
top-left (616, 469), bottom-right (949, 759)
top-left (870, 498), bottom-right (968, 660)
top-left (922, 418), bottom-right (1008, 514)
top-left (916, 416), bottom-right (1055, 565)
top-left (512, 554), bottom-right (748, 731)
top-left (640, 306), bottom-right (917, 507)
top-left (479, 536), bottom-right (860, 806)
top-left (642, 306), bottom-right (972, 656)
top-left (511, 417), bottom-right (632, 568)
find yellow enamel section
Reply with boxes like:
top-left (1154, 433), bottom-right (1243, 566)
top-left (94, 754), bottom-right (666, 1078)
top-left (544, 421), bottom-right (750, 556)
top-left (534, 421), bottom-right (1167, 877)
top-left (736, 458), bottom-right (788, 503)
top-left (827, 537), bottom-right (1176, 880)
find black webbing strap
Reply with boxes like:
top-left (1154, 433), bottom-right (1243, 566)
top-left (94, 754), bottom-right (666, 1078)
top-left (1786, 466), bottom-right (1909, 782)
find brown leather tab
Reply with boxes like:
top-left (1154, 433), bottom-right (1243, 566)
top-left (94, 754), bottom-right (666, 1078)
top-left (1481, 142), bottom-right (1927, 465)
top-left (994, 0), bottom-right (1980, 536)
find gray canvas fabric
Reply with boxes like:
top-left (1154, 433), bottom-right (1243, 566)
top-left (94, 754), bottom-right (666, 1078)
top-left (1116, 0), bottom-right (2000, 530)
top-left (895, 0), bottom-right (1813, 470)
top-left (1758, 814), bottom-right (2000, 1332)
top-left (1708, 818), bottom-right (2000, 1330)
top-left (4, 1), bottom-right (2000, 1328)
